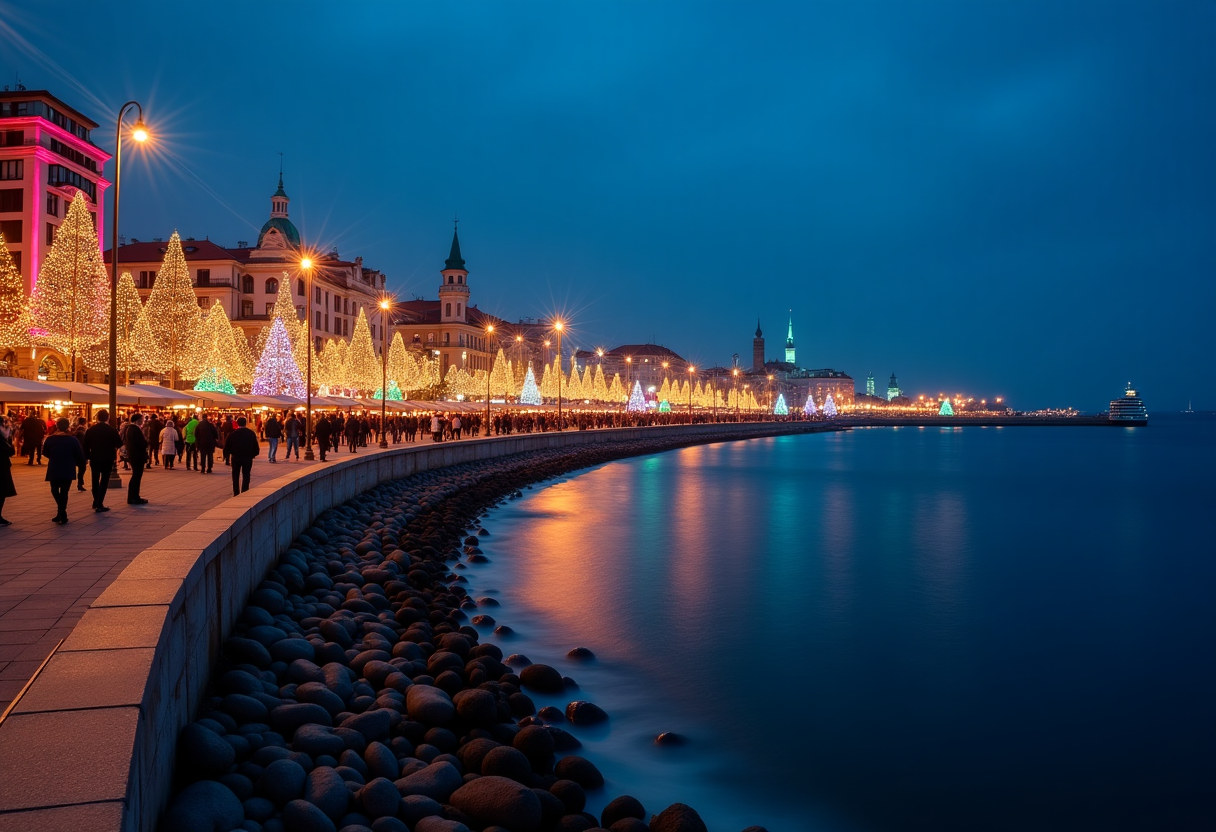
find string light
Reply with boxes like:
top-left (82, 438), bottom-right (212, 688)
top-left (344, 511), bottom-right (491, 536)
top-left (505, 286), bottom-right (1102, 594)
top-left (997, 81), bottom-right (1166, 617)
top-left (0, 232), bottom-right (32, 348)
top-left (519, 365), bottom-right (542, 405)
top-left (345, 307), bottom-right (379, 394)
top-left (251, 317), bottom-right (306, 397)
top-left (141, 231), bottom-right (201, 384)
top-left (626, 380), bottom-right (646, 412)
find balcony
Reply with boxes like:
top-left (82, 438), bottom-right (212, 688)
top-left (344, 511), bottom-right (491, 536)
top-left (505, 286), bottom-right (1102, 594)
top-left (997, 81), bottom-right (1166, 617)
top-left (194, 277), bottom-right (234, 288)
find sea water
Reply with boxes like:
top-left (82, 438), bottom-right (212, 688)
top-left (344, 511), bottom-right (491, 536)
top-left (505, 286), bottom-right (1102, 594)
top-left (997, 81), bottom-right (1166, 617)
top-left (463, 416), bottom-right (1216, 832)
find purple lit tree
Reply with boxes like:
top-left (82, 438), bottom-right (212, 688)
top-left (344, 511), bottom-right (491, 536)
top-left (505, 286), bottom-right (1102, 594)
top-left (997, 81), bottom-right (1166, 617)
top-left (626, 380), bottom-right (647, 413)
top-left (252, 317), bottom-right (306, 397)
top-left (803, 392), bottom-right (817, 416)
top-left (823, 394), bottom-right (837, 418)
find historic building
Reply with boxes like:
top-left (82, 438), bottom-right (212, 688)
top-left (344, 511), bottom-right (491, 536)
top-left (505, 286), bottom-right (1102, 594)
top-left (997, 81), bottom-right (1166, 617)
top-left (573, 344), bottom-right (689, 392)
top-left (747, 317), bottom-right (854, 408)
top-left (106, 173), bottom-right (388, 353)
top-left (887, 372), bottom-right (901, 401)
top-left (785, 312), bottom-right (796, 364)
top-left (388, 227), bottom-right (499, 376)
top-left (752, 320), bottom-right (765, 372)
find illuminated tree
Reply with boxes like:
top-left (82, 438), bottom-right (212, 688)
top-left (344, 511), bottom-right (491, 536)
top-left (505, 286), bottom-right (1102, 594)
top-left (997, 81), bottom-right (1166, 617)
top-left (443, 364), bottom-right (477, 398)
top-left (142, 231), bottom-right (200, 384)
top-left (590, 364), bottom-right (608, 402)
top-left (345, 308), bottom-right (379, 394)
top-left (519, 365), bottom-right (542, 405)
top-left (658, 377), bottom-right (671, 403)
top-left (540, 356), bottom-right (561, 399)
top-left (0, 232), bottom-right (32, 349)
top-left (609, 373), bottom-right (625, 402)
top-left (803, 392), bottom-right (818, 416)
top-left (387, 332), bottom-right (415, 391)
top-left (30, 192), bottom-right (109, 377)
top-left (823, 394), bottom-right (838, 418)
top-left (580, 365), bottom-right (593, 400)
top-left (488, 348), bottom-right (513, 398)
top-left (939, 398), bottom-right (954, 416)
top-left (658, 399), bottom-right (671, 413)
top-left (318, 338), bottom-right (348, 392)
top-left (566, 361), bottom-right (583, 401)
top-left (774, 393), bottom-right (788, 415)
top-left (626, 380), bottom-right (646, 413)
top-left (81, 270), bottom-right (143, 376)
top-left (374, 380), bottom-right (403, 400)
top-left (252, 317), bottom-right (305, 397)
top-left (231, 327), bottom-right (256, 388)
top-left (192, 303), bottom-right (242, 395)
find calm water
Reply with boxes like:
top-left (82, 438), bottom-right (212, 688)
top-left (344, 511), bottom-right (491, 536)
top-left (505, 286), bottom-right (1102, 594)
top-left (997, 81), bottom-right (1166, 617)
top-left (464, 417), bottom-right (1216, 831)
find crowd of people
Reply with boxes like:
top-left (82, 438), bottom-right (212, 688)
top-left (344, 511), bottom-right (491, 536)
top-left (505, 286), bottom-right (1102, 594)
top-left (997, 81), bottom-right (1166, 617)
top-left (0, 403), bottom-right (818, 527)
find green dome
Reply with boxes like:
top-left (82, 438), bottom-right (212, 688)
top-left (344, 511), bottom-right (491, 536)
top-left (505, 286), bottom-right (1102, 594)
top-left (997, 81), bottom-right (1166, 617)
top-left (257, 216), bottom-right (300, 248)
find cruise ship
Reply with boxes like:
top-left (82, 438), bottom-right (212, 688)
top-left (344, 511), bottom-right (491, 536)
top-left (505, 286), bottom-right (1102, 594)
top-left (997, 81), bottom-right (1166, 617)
top-left (1109, 383), bottom-right (1148, 425)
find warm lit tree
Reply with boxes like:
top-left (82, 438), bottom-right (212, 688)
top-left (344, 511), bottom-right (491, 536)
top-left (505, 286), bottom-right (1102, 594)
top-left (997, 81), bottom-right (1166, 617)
top-left (345, 308), bottom-right (379, 394)
top-left (0, 232), bottom-right (32, 349)
top-left (30, 192), bottom-right (109, 377)
top-left (386, 332), bottom-right (412, 390)
top-left (141, 231), bottom-right (201, 385)
top-left (252, 317), bottom-right (305, 397)
top-left (591, 364), bottom-right (609, 402)
top-left (193, 302), bottom-right (242, 394)
top-left (231, 326), bottom-right (256, 388)
top-left (581, 365), bottom-right (594, 401)
top-left (487, 348), bottom-right (513, 398)
top-left (83, 270), bottom-right (148, 378)
top-left (318, 338), bottom-right (348, 392)
top-left (658, 377), bottom-right (671, 404)
top-left (608, 373), bottom-right (625, 403)
top-left (566, 360), bottom-right (583, 401)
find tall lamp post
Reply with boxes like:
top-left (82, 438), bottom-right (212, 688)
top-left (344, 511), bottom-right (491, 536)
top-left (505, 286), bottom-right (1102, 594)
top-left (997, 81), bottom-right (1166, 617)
top-left (687, 365), bottom-right (695, 420)
top-left (301, 258), bottom-right (316, 460)
top-left (107, 101), bottom-right (148, 489)
top-left (553, 320), bottom-right (564, 429)
top-left (378, 296), bottom-right (393, 448)
top-left (732, 368), bottom-right (740, 420)
top-left (484, 324), bottom-right (494, 432)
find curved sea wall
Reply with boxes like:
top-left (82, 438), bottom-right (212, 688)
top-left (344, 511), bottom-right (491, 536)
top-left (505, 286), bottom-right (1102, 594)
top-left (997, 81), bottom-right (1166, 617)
top-left (0, 421), bottom-right (834, 832)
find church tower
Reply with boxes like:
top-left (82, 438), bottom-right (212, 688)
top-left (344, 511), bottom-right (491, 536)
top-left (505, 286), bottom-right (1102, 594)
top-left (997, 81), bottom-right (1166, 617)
top-left (439, 222), bottom-right (469, 324)
top-left (784, 311), bottom-right (796, 364)
top-left (752, 319), bottom-right (765, 372)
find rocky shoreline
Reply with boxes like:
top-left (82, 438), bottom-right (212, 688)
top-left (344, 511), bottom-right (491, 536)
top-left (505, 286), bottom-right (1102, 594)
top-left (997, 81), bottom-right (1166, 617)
top-left (163, 430), bottom-right (797, 832)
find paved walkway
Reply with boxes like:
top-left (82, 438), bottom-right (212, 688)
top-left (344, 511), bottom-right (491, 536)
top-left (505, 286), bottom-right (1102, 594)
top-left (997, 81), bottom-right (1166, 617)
top-left (0, 440), bottom-right (411, 712)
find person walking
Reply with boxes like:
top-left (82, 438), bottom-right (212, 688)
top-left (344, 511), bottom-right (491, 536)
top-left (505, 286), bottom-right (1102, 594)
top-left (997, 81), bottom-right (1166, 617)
top-left (0, 414), bottom-right (16, 525)
top-left (194, 413), bottom-right (218, 473)
top-left (43, 417), bottom-right (85, 524)
top-left (344, 413), bottom-right (359, 454)
top-left (264, 412), bottom-right (282, 463)
top-left (147, 413), bottom-right (164, 468)
top-left (183, 412), bottom-right (199, 470)
top-left (430, 412), bottom-right (442, 442)
top-left (74, 416), bottom-right (88, 491)
top-left (82, 409), bottom-right (122, 513)
top-left (160, 418), bottom-right (180, 470)
top-left (284, 412), bottom-right (301, 460)
top-left (314, 414), bottom-right (331, 462)
top-left (219, 414), bottom-right (235, 466)
top-left (452, 414), bottom-right (462, 440)
top-left (21, 410), bottom-right (45, 465)
top-left (223, 416), bottom-right (260, 496)
top-left (124, 413), bottom-right (149, 504)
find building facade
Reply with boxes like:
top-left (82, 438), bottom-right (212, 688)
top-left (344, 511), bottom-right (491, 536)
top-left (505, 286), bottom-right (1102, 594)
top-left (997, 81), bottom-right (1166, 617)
top-left (785, 313), bottom-right (796, 364)
top-left (573, 344), bottom-right (689, 393)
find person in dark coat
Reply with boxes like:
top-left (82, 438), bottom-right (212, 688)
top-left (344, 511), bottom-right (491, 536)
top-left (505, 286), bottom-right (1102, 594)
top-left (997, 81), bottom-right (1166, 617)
top-left (0, 413), bottom-right (16, 525)
top-left (314, 414), bottom-right (332, 462)
top-left (219, 415), bottom-right (235, 465)
top-left (21, 411), bottom-right (45, 465)
top-left (263, 413), bottom-right (282, 463)
top-left (82, 409), bottom-right (122, 512)
top-left (223, 416), bottom-right (261, 496)
top-left (43, 417), bottom-right (85, 524)
top-left (124, 412), bottom-right (149, 504)
top-left (73, 416), bottom-right (88, 491)
top-left (344, 413), bottom-right (360, 453)
top-left (194, 414), bottom-right (219, 473)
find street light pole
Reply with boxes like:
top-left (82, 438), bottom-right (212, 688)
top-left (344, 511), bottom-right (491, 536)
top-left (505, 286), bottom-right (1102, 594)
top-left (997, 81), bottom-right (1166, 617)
top-left (107, 101), bottom-right (147, 489)
top-left (379, 297), bottom-right (391, 448)
top-left (687, 366), bottom-right (694, 420)
top-left (485, 324), bottom-right (494, 433)
top-left (554, 321), bottom-right (564, 430)
top-left (302, 258), bottom-right (316, 461)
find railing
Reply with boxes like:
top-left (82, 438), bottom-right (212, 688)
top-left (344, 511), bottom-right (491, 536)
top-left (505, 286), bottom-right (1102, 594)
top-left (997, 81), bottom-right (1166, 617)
top-left (194, 278), bottom-right (235, 288)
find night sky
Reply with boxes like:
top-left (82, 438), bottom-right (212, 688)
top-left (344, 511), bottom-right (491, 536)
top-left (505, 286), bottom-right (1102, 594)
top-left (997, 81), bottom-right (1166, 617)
top-left (2, 1), bottom-right (1212, 409)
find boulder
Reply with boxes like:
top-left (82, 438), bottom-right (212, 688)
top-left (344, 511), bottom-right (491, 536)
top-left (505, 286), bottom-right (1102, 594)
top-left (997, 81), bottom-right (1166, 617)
top-left (649, 803), bottom-right (708, 832)
top-left (305, 765), bottom-right (350, 820)
top-left (564, 701), bottom-right (608, 726)
top-left (480, 746), bottom-right (532, 784)
top-left (359, 776), bottom-right (401, 818)
top-left (519, 664), bottom-right (564, 693)
top-left (282, 798), bottom-right (339, 832)
top-left (554, 756), bottom-right (603, 790)
top-left (262, 758), bottom-right (308, 804)
top-left (293, 724), bottom-right (347, 758)
top-left (394, 760), bottom-right (463, 802)
top-left (449, 776), bottom-right (543, 831)
top-left (405, 685), bottom-right (455, 725)
top-left (452, 688), bottom-right (497, 727)
top-left (161, 780), bottom-right (244, 832)
top-left (549, 779), bottom-right (586, 813)
top-left (601, 795), bottom-right (645, 827)
top-left (178, 722), bottom-right (235, 777)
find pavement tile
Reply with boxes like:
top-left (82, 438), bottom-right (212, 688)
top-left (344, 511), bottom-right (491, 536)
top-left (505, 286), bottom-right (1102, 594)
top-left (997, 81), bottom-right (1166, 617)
top-left (14, 648), bottom-right (155, 713)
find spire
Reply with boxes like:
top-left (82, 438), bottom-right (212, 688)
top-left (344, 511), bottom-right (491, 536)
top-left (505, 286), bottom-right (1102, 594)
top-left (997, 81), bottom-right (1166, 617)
top-left (755, 318), bottom-right (763, 338)
top-left (444, 220), bottom-right (465, 270)
top-left (786, 311), bottom-right (794, 346)
top-left (274, 153), bottom-right (287, 198)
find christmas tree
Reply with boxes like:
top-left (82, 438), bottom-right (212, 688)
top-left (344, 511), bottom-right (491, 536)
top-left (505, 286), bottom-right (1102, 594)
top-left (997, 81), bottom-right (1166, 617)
top-left (318, 338), bottom-right (348, 392)
top-left (803, 392), bottom-right (818, 416)
top-left (626, 380), bottom-right (646, 412)
top-left (565, 361), bottom-right (583, 401)
top-left (658, 377), bottom-right (671, 403)
top-left (823, 394), bottom-right (838, 418)
top-left (195, 366), bottom-right (237, 395)
top-left (592, 364), bottom-right (609, 402)
top-left (141, 231), bottom-right (200, 384)
top-left (192, 302), bottom-right (242, 394)
top-left (609, 373), bottom-right (625, 402)
top-left (488, 347), bottom-right (512, 398)
top-left (0, 232), bottom-right (32, 349)
top-left (519, 365), bottom-right (542, 405)
top-left (252, 317), bottom-right (306, 397)
top-left (658, 399), bottom-right (671, 413)
top-left (939, 398), bottom-right (955, 416)
top-left (581, 364), bottom-right (594, 400)
top-left (774, 393), bottom-right (789, 415)
top-left (386, 332), bottom-right (415, 393)
top-left (231, 326), bottom-right (256, 387)
top-left (30, 192), bottom-right (110, 376)
top-left (374, 380), bottom-right (404, 400)
top-left (345, 307), bottom-right (379, 394)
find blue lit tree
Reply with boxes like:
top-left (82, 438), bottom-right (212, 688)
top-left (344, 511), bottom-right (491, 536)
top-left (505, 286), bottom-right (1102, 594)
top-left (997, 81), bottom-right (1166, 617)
top-left (519, 365), bottom-right (542, 405)
top-left (773, 393), bottom-right (788, 415)
top-left (939, 398), bottom-right (954, 416)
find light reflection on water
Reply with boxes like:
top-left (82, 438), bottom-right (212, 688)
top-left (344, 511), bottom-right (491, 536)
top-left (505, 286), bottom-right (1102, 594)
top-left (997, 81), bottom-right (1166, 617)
top-left (463, 423), bottom-right (1216, 832)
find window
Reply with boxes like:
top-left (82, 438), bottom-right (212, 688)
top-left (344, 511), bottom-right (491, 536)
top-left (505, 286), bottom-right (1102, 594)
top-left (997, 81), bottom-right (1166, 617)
top-left (445, 303), bottom-right (451, 317)
top-left (344, 318), bottom-right (349, 337)
top-left (295, 305), bottom-right (304, 319)
top-left (3, 130), bottom-right (24, 147)
top-left (324, 313), bottom-right (328, 331)
top-left (242, 300), bottom-right (254, 318)
top-left (139, 270), bottom-right (156, 289)
top-left (196, 268), bottom-right (211, 287)
top-left (314, 286), bottom-right (321, 304)
top-left (447, 275), bottom-right (453, 284)
top-left (241, 275), bottom-right (254, 294)
top-left (315, 311), bottom-right (321, 329)
top-left (0, 189), bottom-right (21, 212)
top-left (456, 303), bottom-right (461, 317)
top-left (0, 219), bottom-right (21, 243)
top-left (296, 279), bottom-right (304, 297)
top-left (371, 325), bottom-right (376, 340)
top-left (443, 332), bottom-right (450, 346)
top-left (333, 295), bottom-right (340, 311)
top-left (265, 277), bottom-right (278, 294)
top-left (46, 165), bottom-right (95, 200)
top-left (457, 275), bottom-right (463, 284)
top-left (427, 333), bottom-right (434, 344)
top-left (412, 334), bottom-right (420, 344)
top-left (0, 160), bottom-right (23, 181)
top-left (343, 299), bottom-right (350, 315)
top-left (45, 193), bottom-right (58, 216)
top-left (265, 303), bottom-right (275, 315)
top-left (10, 250), bottom-right (18, 272)
top-left (198, 297), bottom-right (210, 308)
top-left (45, 222), bottom-right (55, 245)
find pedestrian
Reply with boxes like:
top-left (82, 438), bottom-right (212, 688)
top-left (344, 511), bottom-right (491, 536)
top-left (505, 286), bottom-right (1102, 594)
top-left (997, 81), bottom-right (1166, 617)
top-left (314, 414), bottom-right (331, 462)
top-left (183, 412), bottom-right (199, 470)
top-left (223, 416), bottom-right (260, 496)
top-left (344, 413), bottom-right (359, 454)
top-left (74, 416), bottom-right (88, 491)
top-left (147, 412), bottom-right (164, 468)
top-left (161, 418), bottom-right (180, 470)
top-left (284, 412), bottom-right (301, 460)
top-left (0, 414), bottom-right (16, 525)
top-left (21, 410), bottom-right (45, 465)
top-left (194, 413), bottom-right (218, 473)
top-left (82, 409), bottom-right (122, 513)
top-left (264, 411), bottom-right (282, 463)
top-left (219, 414), bottom-right (235, 466)
top-left (431, 412), bottom-right (442, 442)
top-left (42, 417), bottom-right (85, 524)
top-left (452, 414), bottom-right (462, 440)
top-left (124, 413), bottom-right (149, 505)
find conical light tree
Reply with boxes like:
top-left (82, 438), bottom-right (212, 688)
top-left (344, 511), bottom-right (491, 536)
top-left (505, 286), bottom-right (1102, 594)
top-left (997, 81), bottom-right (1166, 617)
top-left (803, 392), bottom-right (818, 416)
top-left (142, 231), bottom-right (201, 385)
top-left (231, 327), bottom-right (256, 388)
top-left (268, 274), bottom-right (311, 378)
top-left (566, 361), bottom-right (583, 401)
top-left (823, 394), bottom-right (837, 418)
top-left (609, 373), bottom-right (625, 403)
top-left (539, 356), bottom-right (560, 399)
top-left (252, 317), bottom-right (306, 397)
top-left (386, 332), bottom-right (414, 392)
top-left (592, 364), bottom-right (608, 402)
top-left (581, 365), bottom-right (594, 400)
top-left (519, 365), bottom-right (542, 405)
top-left (83, 270), bottom-right (147, 378)
top-left (487, 348), bottom-right (513, 398)
top-left (193, 303), bottom-right (242, 394)
top-left (626, 380), bottom-right (647, 413)
top-left (346, 308), bottom-right (379, 394)
top-left (0, 232), bottom-right (33, 349)
top-left (774, 393), bottom-right (789, 415)
top-left (658, 377), bottom-right (671, 403)
top-left (939, 398), bottom-right (954, 416)
top-left (30, 192), bottom-right (109, 377)
top-left (318, 338), bottom-right (348, 393)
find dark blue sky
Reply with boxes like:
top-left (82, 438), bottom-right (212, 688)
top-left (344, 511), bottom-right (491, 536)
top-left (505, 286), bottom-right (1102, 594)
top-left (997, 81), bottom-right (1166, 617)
top-left (3, 1), bottom-right (1213, 409)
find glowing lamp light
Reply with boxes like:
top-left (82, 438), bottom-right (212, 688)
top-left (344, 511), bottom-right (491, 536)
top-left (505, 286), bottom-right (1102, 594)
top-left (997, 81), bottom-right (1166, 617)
top-left (300, 257), bottom-right (313, 270)
top-left (132, 120), bottom-right (149, 143)
top-left (379, 299), bottom-right (390, 310)
top-left (553, 320), bottom-right (564, 332)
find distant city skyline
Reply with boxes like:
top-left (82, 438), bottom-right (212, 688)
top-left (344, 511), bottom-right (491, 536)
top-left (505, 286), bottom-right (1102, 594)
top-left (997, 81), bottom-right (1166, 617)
top-left (1, 0), bottom-right (1212, 409)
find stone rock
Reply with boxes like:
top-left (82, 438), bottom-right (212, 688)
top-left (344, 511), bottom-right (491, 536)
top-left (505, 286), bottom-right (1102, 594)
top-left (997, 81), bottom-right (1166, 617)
top-left (609, 820), bottom-right (649, 832)
top-left (649, 803), bottom-right (708, 832)
top-left (394, 760), bottom-right (463, 802)
top-left (566, 647), bottom-right (595, 660)
top-left (224, 693), bottom-right (270, 723)
top-left (324, 662), bottom-right (356, 701)
top-left (537, 706), bottom-right (565, 723)
top-left (452, 688), bottom-right (497, 727)
top-left (162, 780), bottom-right (244, 832)
top-left (549, 779), bottom-right (586, 813)
top-left (220, 772), bottom-right (254, 801)
top-left (262, 758), bottom-right (308, 804)
top-left (413, 818), bottom-right (471, 832)
top-left (601, 795), bottom-right (646, 827)
top-left (653, 732), bottom-right (686, 746)
top-left (306, 765), bottom-right (350, 820)
top-left (283, 798), bottom-right (339, 832)
top-left (399, 794), bottom-right (445, 825)
top-left (294, 724), bottom-right (347, 758)
top-left (272, 637), bottom-right (318, 664)
top-left (271, 702), bottom-right (333, 734)
top-left (406, 685), bottom-right (456, 725)
top-left (519, 664), bottom-right (564, 693)
top-left (226, 636), bottom-right (273, 668)
top-left (363, 741), bottom-right (400, 780)
top-left (564, 701), bottom-right (608, 726)
top-left (179, 722), bottom-right (235, 777)
top-left (369, 819), bottom-right (409, 832)
top-left (546, 726), bottom-right (582, 751)
top-left (341, 708), bottom-right (393, 742)
top-left (296, 682), bottom-right (347, 717)
top-left (480, 746), bottom-right (532, 784)
top-left (359, 776), bottom-right (401, 818)
top-left (532, 787), bottom-right (567, 825)
top-left (449, 776), bottom-right (543, 831)
top-left (512, 724), bottom-right (556, 770)
top-left (554, 756), bottom-right (603, 790)
top-left (738, 828), bottom-right (770, 832)
top-left (456, 737), bottom-right (501, 773)
top-left (243, 796), bottom-right (276, 822)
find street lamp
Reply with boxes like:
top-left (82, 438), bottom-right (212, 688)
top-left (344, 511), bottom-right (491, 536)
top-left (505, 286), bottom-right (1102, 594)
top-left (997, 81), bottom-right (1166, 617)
top-left (553, 320), bottom-right (564, 429)
top-left (485, 324), bottom-right (494, 431)
top-left (107, 101), bottom-right (148, 489)
top-left (301, 257), bottom-right (316, 461)
top-left (733, 368), bottom-right (740, 420)
top-left (378, 296), bottom-right (392, 448)
top-left (687, 365), bottom-right (695, 419)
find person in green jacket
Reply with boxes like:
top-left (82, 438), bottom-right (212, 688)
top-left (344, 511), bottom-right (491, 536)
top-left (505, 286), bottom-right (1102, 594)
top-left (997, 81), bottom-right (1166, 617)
top-left (183, 413), bottom-right (200, 471)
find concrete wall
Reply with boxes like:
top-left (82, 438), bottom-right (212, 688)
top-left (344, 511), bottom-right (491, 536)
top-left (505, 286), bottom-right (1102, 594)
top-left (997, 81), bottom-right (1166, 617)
top-left (0, 421), bottom-right (828, 832)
